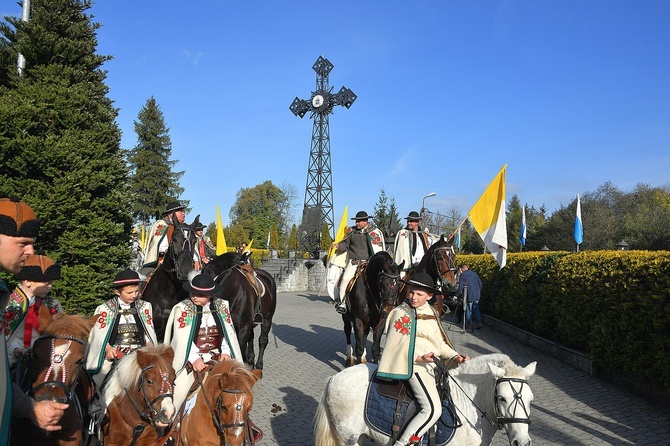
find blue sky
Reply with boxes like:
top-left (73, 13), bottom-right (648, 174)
top-left (6, 1), bottom-right (669, 228)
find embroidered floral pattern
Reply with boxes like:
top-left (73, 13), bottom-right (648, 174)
top-left (393, 314), bottom-right (412, 335)
top-left (144, 308), bottom-right (153, 325)
top-left (97, 310), bottom-right (110, 329)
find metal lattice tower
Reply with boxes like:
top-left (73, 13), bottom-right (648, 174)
top-left (290, 56), bottom-right (357, 249)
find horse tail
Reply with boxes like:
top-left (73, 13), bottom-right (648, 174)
top-left (314, 377), bottom-right (339, 446)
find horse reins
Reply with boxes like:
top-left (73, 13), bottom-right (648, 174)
top-left (445, 369), bottom-right (532, 433)
top-left (163, 226), bottom-right (196, 276)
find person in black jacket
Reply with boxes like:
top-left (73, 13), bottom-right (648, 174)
top-left (457, 264), bottom-right (483, 329)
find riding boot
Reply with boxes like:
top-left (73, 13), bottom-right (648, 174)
top-left (335, 297), bottom-right (347, 314)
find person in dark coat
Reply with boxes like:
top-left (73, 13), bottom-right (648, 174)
top-left (457, 263), bottom-right (483, 329)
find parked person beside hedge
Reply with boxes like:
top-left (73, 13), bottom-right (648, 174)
top-left (457, 264), bottom-right (483, 329)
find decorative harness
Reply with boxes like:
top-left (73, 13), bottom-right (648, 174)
top-left (123, 363), bottom-right (174, 446)
top-left (195, 371), bottom-right (250, 440)
top-left (32, 334), bottom-right (86, 404)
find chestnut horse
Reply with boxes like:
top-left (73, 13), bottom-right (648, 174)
top-left (178, 359), bottom-right (259, 445)
top-left (100, 345), bottom-right (177, 446)
top-left (11, 310), bottom-right (96, 446)
top-left (342, 251), bottom-right (403, 366)
top-left (399, 234), bottom-right (459, 316)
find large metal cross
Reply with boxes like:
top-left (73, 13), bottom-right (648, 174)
top-left (290, 56), bottom-right (357, 250)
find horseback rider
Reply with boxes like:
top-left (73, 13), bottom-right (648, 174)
top-left (3, 253), bottom-right (63, 369)
top-left (165, 273), bottom-right (243, 412)
top-left (393, 211), bottom-right (437, 279)
top-left (330, 211), bottom-right (385, 314)
top-left (86, 270), bottom-right (158, 392)
top-left (377, 272), bottom-right (469, 446)
top-left (142, 200), bottom-right (187, 272)
top-left (194, 222), bottom-right (215, 271)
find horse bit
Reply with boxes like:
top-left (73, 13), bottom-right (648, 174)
top-left (124, 364), bottom-right (174, 424)
top-left (32, 334), bottom-right (86, 403)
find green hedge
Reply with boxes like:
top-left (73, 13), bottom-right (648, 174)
top-left (456, 251), bottom-right (670, 395)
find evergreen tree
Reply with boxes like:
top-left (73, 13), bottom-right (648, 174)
top-left (127, 96), bottom-right (184, 225)
top-left (320, 223), bottom-right (332, 250)
top-left (289, 224), bottom-right (298, 250)
top-left (0, 0), bottom-right (132, 314)
top-left (388, 197), bottom-right (402, 235)
top-left (372, 188), bottom-right (389, 234)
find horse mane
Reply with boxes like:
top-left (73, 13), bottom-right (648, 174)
top-left (208, 360), bottom-right (255, 395)
top-left (103, 344), bottom-right (174, 402)
top-left (203, 252), bottom-right (242, 277)
top-left (41, 313), bottom-right (92, 340)
top-left (452, 353), bottom-right (524, 378)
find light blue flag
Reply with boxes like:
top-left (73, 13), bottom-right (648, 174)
top-left (574, 194), bottom-right (584, 245)
top-left (519, 206), bottom-right (527, 246)
top-left (455, 226), bottom-right (461, 252)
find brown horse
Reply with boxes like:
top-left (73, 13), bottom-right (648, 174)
top-left (398, 234), bottom-right (459, 316)
top-left (100, 344), bottom-right (177, 446)
top-left (178, 359), bottom-right (259, 446)
top-left (11, 310), bottom-right (96, 446)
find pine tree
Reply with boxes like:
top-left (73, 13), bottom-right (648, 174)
top-left (0, 0), bottom-right (132, 314)
top-left (127, 97), bottom-right (184, 225)
top-left (373, 188), bottom-right (390, 235)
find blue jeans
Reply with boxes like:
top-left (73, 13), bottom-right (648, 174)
top-left (465, 300), bottom-right (481, 327)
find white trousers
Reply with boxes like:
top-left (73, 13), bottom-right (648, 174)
top-left (395, 366), bottom-right (442, 445)
top-left (338, 261), bottom-right (359, 303)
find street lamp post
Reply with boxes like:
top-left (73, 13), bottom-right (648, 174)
top-left (421, 192), bottom-right (436, 221)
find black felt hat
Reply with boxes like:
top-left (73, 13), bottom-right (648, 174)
top-left (0, 197), bottom-right (40, 238)
top-left (16, 254), bottom-right (61, 282)
top-left (164, 201), bottom-right (186, 215)
top-left (405, 211), bottom-right (422, 221)
top-left (194, 222), bottom-right (206, 231)
top-left (401, 272), bottom-right (441, 294)
top-left (351, 211), bottom-right (370, 221)
top-left (183, 274), bottom-right (221, 296)
top-left (112, 270), bottom-right (141, 288)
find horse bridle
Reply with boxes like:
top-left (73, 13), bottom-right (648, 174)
top-left (163, 226), bottom-right (196, 276)
top-left (493, 377), bottom-right (532, 430)
top-left (124, 364), bottom-right (174, 424)
top-left (32, 334), bottom-right (86, 404)
top-left (376, 270), bottom-right (401, 308)
top-left (432, 246), bottom-right (457, 282)
top-left (196, 373), bottom-right (248, 438)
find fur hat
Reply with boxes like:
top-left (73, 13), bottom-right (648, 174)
top-left (164, 201), bottom-right (186, 215)
top-left (351, 211), bottom-right (370, 221)
top-left (183, 274), bottom-right (220, 296)
top-left (405, 211), bottom-right (422, 221)
top-left (16, 254), bottom-right (61, 282)
top-left (0, 197), bottom-right (40, 238)
top-left (401, 272), bottom-right (441, 295)
top-left (113, 270), bottom-right (141, 288)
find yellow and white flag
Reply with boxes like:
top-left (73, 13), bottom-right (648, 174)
top-left (468, 164), bottom-right (508, 268)
top-left (216, 205), bottom-right (228, 255)
top-left (328, 205), bottom-right (349, 261)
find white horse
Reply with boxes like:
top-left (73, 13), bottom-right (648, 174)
top-left (314, 353), bottom-right (536, 446)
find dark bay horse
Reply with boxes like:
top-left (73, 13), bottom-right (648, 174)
top-left (343, 251), bottom-right (403, 366)
top-left (398, 234), bottom-right (459, 317)
top-left (203, 255), bottom-right (277, 374)
top-left (142, 216), bottom-right (199, 341)
top-left (101, 345), bottom-right (177, 445)
top-left (11, 310), bottom-right (96, 446)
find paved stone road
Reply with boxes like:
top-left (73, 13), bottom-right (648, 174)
top-left (250, 293), bottom-right (670, 445)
